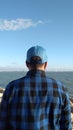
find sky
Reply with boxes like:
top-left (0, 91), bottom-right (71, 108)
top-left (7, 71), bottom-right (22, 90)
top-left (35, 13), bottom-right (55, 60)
top-left (0, 0), bottom-right (73, 71)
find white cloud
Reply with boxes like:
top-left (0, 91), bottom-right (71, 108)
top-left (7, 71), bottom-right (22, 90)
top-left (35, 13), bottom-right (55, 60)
top-left (0, 18), bottom-right (44, 31)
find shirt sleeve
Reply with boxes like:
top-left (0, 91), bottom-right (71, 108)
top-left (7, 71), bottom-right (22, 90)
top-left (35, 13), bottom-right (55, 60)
top-left (0, 84), bottom-right (10, 130)
top-left (60, 88), bottom-right (72, 130)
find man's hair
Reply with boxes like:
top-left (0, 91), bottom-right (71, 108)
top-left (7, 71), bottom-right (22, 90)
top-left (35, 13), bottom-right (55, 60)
top-left (26, 56), bottom-right (44, 69)
top-left (30, 56), bottom-right (42, 64)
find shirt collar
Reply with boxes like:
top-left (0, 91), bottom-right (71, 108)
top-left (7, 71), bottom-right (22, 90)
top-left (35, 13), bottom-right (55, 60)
top-left (26, 70), bottom-right (46, 77)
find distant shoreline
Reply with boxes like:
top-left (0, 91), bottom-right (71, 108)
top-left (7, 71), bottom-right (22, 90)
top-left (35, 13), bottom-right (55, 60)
top-left (0, 70), bottom-right (73, 72)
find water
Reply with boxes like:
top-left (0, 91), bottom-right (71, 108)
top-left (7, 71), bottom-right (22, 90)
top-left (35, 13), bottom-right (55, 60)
top-left (0, 71), bottom-right (73, 97)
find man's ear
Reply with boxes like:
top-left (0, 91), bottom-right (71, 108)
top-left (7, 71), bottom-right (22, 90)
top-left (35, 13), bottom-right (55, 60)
top-left (44, 62), bottom-right (48, 69)
top-left (26, 61), bottom-right (30, 68)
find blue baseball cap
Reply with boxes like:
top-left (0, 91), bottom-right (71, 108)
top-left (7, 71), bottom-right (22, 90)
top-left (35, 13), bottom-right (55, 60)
top-left (26, 45), bottom-right (47, 64)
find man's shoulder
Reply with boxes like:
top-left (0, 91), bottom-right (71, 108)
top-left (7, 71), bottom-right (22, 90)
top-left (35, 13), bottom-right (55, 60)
top-left (46, 76), bottom-right (61, 84)
top-left (46, 76), bottom-right (66, 89)
top-left (4, 76), bottom-right (27, 97)
top-left (6, 76), bottom-right (26, 89)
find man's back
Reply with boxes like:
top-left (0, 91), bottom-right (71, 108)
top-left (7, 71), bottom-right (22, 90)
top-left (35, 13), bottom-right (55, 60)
top-left (0, 70), bottom-right (72, 130)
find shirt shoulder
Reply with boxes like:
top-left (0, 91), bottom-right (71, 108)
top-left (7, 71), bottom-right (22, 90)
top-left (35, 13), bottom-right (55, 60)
top-left (5, 76), bottom-right (27, 94)
top-left (46, 76), bottom-right (67, 93)
top-left (6, 76), bottom-right (26, 88)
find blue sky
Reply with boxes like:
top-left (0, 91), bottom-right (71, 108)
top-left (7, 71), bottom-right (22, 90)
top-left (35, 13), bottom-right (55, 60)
top-left (0, 0), bottom-right (73, 71)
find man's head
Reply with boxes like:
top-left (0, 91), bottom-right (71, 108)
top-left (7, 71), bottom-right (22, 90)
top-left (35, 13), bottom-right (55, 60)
top-left (26, 45), bottom-right (48, 70)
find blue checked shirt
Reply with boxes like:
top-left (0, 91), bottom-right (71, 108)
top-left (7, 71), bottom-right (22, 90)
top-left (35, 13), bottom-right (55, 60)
top-left (0, 70), bottom-right (72, 130)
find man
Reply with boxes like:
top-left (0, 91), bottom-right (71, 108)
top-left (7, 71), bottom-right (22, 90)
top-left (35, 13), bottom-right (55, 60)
top-left (0, 45), bottom-right (72, 130)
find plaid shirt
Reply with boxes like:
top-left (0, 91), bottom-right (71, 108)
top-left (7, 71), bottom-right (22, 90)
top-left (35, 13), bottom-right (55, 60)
top-left (0, 70), bottom-right (72, 130)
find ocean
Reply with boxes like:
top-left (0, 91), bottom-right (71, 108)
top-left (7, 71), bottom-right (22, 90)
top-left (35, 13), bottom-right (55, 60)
top-left (0, 71), bottom-right (73, 97)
